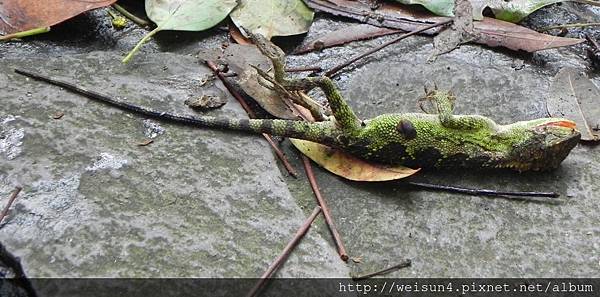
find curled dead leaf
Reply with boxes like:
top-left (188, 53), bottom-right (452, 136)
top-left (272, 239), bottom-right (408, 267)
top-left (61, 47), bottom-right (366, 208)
top-left (290, 139), bottom-right (420, 181)
top-left (547, 68), bottom-right (600, 141)
top-left (294, 24), bottom-right (402, 54)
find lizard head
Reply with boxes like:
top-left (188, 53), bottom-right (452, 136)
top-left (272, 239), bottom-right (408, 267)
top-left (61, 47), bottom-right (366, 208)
top-left (494, 118), bottom-right (580, 171)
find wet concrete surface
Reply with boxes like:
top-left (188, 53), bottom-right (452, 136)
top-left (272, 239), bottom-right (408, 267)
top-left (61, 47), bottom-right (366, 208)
top-left (0, 3), bottom-right (598, 279)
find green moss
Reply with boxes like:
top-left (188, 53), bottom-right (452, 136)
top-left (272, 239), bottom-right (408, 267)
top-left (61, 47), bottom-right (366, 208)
top-left (357, 113), bottom-right (539, 165)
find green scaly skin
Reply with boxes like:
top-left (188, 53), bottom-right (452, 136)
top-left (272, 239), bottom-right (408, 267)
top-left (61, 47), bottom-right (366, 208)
top-left (13, 35), bottom-right (581, 171)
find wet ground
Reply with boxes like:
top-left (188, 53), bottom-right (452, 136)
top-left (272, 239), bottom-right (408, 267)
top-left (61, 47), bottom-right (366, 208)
top-left (0, 2), bottom-right (598, 281)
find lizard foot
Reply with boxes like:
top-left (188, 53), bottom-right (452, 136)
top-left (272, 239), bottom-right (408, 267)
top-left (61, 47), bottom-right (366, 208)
top-left (418, 86), bottom-right (456, 115)
top-left (246, 31), bottom-right (287, 82)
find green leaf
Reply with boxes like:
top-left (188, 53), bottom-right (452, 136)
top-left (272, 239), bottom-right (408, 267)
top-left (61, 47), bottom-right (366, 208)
top-left (146, 0), bottom-right (237, 31)
top-left (230, 0), bottom-right (314, 39)
top-left (123, 0), bottom-right (238, 63)
top-left (485, 0), bottom-right (566, 23)
top-left (394, 0), bottom-right (455, 17)
top-left (394, 0), bottom-right (574, 23)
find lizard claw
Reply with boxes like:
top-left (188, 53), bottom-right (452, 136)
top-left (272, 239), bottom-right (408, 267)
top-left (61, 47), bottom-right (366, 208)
top-left (418, 88), bottom-right (455, 115)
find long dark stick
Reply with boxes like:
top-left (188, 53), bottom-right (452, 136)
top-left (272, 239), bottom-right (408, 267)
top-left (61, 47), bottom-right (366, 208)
top-left (302, 157), bottom-right (349, 261)
top-left (0, 187), bottom-right (22, 225)
top-left (405, 181), bottom-right (559, 198)
top-left (246, 206), bottom-right (321, 297)
top-left (324, 20), bottom-right (453, 78)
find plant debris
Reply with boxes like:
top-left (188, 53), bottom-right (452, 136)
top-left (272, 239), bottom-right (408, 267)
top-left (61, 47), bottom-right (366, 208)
top-left (547, 67), bottom-right (600, 141)
top-left (294, 24), bottom-right (402, 54)
top-left (304, 0), bottom-right (584, 52)
top-left (51, 111), bottom-right (64, 120)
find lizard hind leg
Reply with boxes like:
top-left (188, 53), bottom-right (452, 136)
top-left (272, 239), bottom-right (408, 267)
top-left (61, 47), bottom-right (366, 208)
top-left (247, 32), bottom-right (361, 135)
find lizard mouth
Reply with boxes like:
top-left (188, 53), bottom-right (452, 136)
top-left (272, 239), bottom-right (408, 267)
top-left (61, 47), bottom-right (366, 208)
top-left (535, 119), bottom-right (577, 130)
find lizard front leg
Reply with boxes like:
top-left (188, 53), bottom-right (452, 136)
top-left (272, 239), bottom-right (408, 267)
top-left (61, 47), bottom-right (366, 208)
top-left (248, 32), bottom-right (362, 137)
top-left (418, 88), bottom-right (497, 131)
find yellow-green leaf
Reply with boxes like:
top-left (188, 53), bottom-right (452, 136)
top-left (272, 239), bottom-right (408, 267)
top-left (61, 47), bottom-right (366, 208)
top-left (291, 139), bottom-right (420, 181)
top-left (123, 0), bottom-right (237, 63)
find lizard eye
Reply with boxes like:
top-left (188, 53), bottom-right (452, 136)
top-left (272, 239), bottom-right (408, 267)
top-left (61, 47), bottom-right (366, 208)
top-left (396, 120), bottom-right (417, 140)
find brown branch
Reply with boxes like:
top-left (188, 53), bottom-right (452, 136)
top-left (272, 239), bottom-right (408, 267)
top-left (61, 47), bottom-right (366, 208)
top-left (0, 187), bottom-right (22, 225)
top-left (352, 259), bottom-right (412, 281)
top-left (246, 206), bottom-right (321, 297)
top-left (205, 60), bottom-right (298, 178)
top-left (302, 157), bottom-right (349, 262)
top-left (284, 66), bottom-right (323, 73)
top-left (324, 19), bottom-right (453, 78)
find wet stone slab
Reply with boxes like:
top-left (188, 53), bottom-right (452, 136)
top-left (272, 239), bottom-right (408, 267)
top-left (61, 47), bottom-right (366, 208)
top-left (0, 7), bottom-right (598, 279)
top-left (0, 52), bottom-right (347, 277)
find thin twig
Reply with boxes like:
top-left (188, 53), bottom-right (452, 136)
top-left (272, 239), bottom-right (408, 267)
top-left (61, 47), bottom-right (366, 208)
top-left (540, 22), bottom-right (600, 32)
top-left (302, 157), bottom-right (349, 261)
top-left (112, 3), bottom-right (150, 27)
top-left (284, 66), bottom-right (323, 73)
top-left (0, 187), bottom-right (22, 225)
top-left (205, 60), bottom-right (299, 178)
top-left (586, 33), bottom-right (600, 51)
top-left (213, 66), bottom-right (323, 78)
top-left (246, 206), bottom-right (321, 297)
top-left (405, 181), bottom-right (559, 198)
top-left (0, 242), bottom-right (38, 297)
top-left (352, 259), bottom-right (412, 281)
top-left (324, 20), bottom-right (452, 78)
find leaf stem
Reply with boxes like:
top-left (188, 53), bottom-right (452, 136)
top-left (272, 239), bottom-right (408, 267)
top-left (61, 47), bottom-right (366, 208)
top-left (122, 27), bottom-right (161, 63)
top-left (0, 27), bottom-right (50, 41)
top-left (113, 3), bottom-right (150, 27)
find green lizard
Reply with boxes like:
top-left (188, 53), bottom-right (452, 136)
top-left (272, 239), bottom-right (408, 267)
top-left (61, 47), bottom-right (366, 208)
top-left (14, 35), bottom-right (580, 171)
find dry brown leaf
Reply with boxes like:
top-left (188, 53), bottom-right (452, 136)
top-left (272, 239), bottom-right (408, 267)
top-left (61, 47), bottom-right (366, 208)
top-left (137, 139), bottom-right (154, 146)
top-left (290, 139), bottom-right (419, 181)
top-left (51, 111), bottom-right (64, 120)
top-left (304, 0), bottom-right (583, 52)
top-left (221, 44), bottom-right (299, 119)
top-left (294, 24), bottom-right (402, 54)
top-left (228, 23), bottom-right (251, 45)
top-left (0, 0), bottom-right (116, 35)
top-left (547, 68), bottom-right (600, 141)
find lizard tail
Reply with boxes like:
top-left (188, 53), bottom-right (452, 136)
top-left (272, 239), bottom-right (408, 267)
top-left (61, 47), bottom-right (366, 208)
top-left (14, 68), bottom-right (340, 145)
